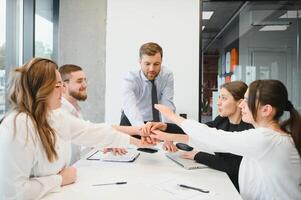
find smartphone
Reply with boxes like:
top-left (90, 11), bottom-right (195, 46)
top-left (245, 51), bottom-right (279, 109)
top-left (176, 143), bottom-right (193, 151)
top-left (137, 148), bottom-right (158, 153)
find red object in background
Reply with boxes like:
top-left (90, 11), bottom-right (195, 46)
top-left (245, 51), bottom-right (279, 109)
top-left (230, 48), bottom-right (238, 73)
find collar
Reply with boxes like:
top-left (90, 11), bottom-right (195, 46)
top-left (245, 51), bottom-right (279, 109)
top-left (61, 97), bottom-right (82, 118)
top-left (139, 66), bottom-right (163, 83)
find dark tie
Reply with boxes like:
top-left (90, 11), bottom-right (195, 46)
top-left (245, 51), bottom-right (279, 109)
top-left (150, 80), bottom-right (160, 122)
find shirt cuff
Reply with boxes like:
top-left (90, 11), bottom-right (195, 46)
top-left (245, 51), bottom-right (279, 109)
top-left (111, 129), bottom-right (131, 148)
top-left (51, 175), bottom-right (62, 192)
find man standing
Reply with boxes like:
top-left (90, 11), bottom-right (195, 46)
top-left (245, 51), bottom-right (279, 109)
top-left (121, 42), bottom-right (176, 126)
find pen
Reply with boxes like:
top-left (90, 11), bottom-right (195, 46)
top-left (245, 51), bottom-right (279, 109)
top-left (178, 184), bottom-right (209, 193)
top-left (92, 181), bottom-right (127, 186)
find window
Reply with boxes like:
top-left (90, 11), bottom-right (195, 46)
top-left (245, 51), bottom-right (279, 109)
top-left (2, 0), bottom-right (58, 117)
top-left (0, 0), bottom-right (6, 118)
top-left (35, 0), bottom-right (54, 59)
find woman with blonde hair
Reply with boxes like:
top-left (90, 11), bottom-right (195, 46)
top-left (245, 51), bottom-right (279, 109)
top-left (0, 58), bottom-right (149, 199)
top-left (151, 80), bottom-right (301, 200)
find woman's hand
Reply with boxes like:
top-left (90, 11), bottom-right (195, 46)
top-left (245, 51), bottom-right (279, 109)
top-left (154, 104), bottom-right (185, 126)
top-left (140, 122), bottom-right (167, 136)
top-left (151, 130), bottom-right (189, 144)
top-left (58, 167), bottom-right (77, 186)
top-left (150, 130), bottom-right (172, 141)
top-left (181, 150), bottom-right (198, 160)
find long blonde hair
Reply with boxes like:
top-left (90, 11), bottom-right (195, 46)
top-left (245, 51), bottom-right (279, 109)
top-left (8, 58), bottom-right (59, 162)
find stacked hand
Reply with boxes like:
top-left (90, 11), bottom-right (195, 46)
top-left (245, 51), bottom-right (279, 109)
top-left (139, 104), bottom-right (190, 152)
top-left (121, 104), bottom-right (186, 151)
top-left (138, 121), bottom-right (177, 152)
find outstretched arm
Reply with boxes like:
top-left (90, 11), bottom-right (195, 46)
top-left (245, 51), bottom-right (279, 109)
top-left (150, 130), bottom-right (189, 144)
top-left (112, 125), bottom-right (141, 136)
top-left (154, 104), bottom-right (266, 157)
top-left (154, 104), bottom-right (185, 126)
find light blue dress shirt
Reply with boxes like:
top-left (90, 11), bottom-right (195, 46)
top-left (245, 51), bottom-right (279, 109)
top-left (121, 66), bottom-right (176, 126)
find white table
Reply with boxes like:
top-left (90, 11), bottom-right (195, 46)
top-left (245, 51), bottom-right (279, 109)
top-left (42, 149), bottom-right (242, 200)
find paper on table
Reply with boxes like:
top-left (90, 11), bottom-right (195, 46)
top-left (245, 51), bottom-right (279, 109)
top-left (87, 149), bottom-right (140, 162)
top-left (151, 176), bottom-right (211, 200)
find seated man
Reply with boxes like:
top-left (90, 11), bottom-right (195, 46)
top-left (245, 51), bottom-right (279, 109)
top-left (59, 64), bottom-right (127, 164)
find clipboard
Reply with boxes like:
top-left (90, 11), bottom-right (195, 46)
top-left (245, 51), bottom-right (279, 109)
top-left (87, 150), bottom-right (140, 162)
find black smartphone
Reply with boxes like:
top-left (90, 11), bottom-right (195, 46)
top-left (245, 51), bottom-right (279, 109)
top-left (137, 148), bottom-right (158, 153)
top-left (176, 143), bottom-right (193, 151)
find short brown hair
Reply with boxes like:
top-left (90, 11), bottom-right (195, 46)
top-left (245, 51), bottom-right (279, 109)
top-left (59, 64), bottom-right (82, 82)
top-left (139, 42), bottom-right (163, 59)
top-left (221, 81), bottom-right (248, 101)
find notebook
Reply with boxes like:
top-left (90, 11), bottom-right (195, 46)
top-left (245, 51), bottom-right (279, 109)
top-left (87, 150), bottom-right (140, 162)
top-left (165, 152), bottom-right (208, 170)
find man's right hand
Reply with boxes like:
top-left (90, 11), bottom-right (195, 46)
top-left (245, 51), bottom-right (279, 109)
top-left (58, 167), bottom-right (77, 186)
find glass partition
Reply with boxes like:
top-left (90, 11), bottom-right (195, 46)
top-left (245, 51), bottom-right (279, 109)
top-left (201, 0), bottom-right (301, 122)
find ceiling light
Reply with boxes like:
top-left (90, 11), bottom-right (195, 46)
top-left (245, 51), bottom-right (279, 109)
top-left (203, 11), bottom-right (214, 20)
top-left (202, 26), bottom-right (205, 30)
top-left (279, 11), bottom-right (298, 19)
top-left (252, 21), bottom-right (291, 26)
top-left (259, 25), bottom-right (288, 31)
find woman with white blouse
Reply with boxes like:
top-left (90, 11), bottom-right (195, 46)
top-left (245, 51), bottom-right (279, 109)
top-left (150, 80), bottom-right (301, 200)
top-left (0, 58), bottom-right (150, 200)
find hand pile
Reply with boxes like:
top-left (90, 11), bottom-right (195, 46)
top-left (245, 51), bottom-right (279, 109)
top-left (138, 122), bottom-right (178, 152)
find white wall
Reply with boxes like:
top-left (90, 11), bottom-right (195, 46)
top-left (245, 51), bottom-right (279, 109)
top-left (105, 0), bottom-right (200, 124)
top-left (59, 0), bottom-right (107, 122)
